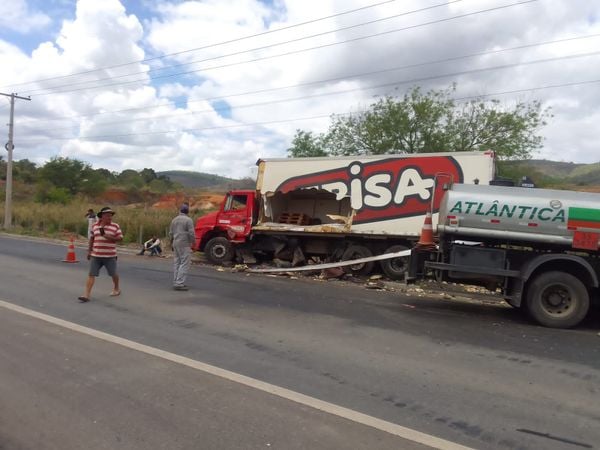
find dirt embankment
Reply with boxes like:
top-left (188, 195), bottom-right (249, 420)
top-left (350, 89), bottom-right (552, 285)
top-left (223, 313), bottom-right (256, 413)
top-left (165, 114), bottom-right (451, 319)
top-left (96, 189), bottom-right (224, 211)
top-left (151, 193), bottom-right (224, 211)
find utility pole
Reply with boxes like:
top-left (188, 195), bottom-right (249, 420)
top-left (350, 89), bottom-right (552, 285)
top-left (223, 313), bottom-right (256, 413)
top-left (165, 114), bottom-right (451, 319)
top-left (1, 92), bottom-right (31, 229)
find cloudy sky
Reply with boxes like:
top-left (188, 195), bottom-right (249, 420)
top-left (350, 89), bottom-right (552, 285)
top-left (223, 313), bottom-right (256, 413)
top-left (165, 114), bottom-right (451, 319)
top-left (0, 0), bottom-right (598, 178)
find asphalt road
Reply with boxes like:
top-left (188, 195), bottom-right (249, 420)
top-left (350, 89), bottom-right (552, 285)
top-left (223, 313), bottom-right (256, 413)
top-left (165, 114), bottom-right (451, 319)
top-left (1, 234), bottom-right (599, 450)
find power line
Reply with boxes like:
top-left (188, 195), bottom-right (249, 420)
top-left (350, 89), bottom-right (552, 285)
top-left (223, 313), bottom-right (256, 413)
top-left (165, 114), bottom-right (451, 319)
top-left (24, 31), bottom-right (600, 126)
top-left (19, 78), bottom-right (600, 144)
top-left (0, 0), bottom-right (402, 90)
top-left (22, 112), bottom-right (342, 142)
top-left (29, 51), bottom-right (600, 134)
top-left (20, 0), bottom-right (463, 95)
top-left (24, 0), bottom-right (537, 97)
top-left (26, 46), bottom-right (600, 133)
top-left (454, 78), bottom-right (600, 100)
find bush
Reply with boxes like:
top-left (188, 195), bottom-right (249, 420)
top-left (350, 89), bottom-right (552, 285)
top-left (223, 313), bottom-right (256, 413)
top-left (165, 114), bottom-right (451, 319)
top-left (47, 187), bottom-right (72, 204)
top-left (2, 199), bottom-right (201, 244)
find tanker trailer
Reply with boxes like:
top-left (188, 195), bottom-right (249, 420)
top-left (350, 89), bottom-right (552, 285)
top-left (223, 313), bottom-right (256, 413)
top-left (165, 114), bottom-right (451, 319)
top-left (408, 183), bottom-right (600, 328)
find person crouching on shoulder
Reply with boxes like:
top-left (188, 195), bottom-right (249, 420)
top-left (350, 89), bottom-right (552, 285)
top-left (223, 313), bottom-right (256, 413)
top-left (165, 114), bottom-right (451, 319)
top-left (138, 235), bottom-right (162, 256)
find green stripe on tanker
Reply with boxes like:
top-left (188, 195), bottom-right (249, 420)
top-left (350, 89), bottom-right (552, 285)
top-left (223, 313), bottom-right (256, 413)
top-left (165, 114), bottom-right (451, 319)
top-left (568, 207), bottom-right (600, 223)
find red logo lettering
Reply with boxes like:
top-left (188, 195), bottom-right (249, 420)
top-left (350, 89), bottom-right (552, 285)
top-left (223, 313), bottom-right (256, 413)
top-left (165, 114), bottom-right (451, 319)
top-left (277, 156), bottom-right (463, 224)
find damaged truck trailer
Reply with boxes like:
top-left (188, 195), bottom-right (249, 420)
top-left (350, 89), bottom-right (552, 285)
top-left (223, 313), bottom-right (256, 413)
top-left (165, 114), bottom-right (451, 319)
top-left (193, 151), bottom-right (495, 279)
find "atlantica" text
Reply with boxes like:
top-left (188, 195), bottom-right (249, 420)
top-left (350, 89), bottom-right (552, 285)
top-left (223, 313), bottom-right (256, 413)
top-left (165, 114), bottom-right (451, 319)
top-left (449, 200), bottom-right (565, 222)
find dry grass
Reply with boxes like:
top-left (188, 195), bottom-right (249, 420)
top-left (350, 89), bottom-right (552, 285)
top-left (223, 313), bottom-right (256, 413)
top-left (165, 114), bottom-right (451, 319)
top-left (0, 200), bottom-right (204, 244)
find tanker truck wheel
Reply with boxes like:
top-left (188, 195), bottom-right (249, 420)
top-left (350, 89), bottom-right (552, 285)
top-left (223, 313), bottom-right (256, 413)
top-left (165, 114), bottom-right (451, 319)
top-left (379, 245), bottom-right (409, 280)
top-left (342, 245), bottom-right (374, 276)
top-left (525, 271), bottom-right (589, 328)
top-left (204, 237), bottom-right (234, 265)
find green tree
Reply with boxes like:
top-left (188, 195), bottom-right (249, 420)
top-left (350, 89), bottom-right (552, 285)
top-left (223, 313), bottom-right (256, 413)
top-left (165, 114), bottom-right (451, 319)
top-left (34, 179), bottom-right (71, 204)
top-left (327, 87), bottom-right (453, 155)
top-left (287, 130), bottom-right (328, 157)
top-left (140, 168), bottom-right (157, 184)
top-left (95, 168), bottom-right (116, 183)
top-left (157, 173), bottom-right (173, 186)
top-left (148, 178), bottom-right (171, 193)
top-left (37, 157), bottom-right (90, 194)
top-left (288, 85), bottom-right (550, 160)
top-left (117, 169), bottom-right (144, 189)
top-left (446, 99), bottom-right (547, 159)
top-left (80, 168), bottom-right (108, 197)
top-left (13, 159), bottom-right (38, 183)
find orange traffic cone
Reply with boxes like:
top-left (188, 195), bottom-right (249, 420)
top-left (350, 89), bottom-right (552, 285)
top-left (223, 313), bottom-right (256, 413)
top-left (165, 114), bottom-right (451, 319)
top-left (62, 237), bottom-right (79, 263)
top-left (416, 211), bottom-right (435, 249)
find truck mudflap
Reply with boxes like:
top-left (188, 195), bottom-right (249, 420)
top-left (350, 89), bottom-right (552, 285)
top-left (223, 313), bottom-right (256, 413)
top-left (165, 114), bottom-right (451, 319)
top-left (247, 249), bottom-right (412, 273)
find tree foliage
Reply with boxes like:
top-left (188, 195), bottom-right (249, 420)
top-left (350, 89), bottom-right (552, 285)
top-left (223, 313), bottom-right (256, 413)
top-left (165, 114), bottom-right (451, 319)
top-left (140, 168), bottom-right (157, 184)
top-left (80, 168), bottom-right (109, 197)
top-left (95, 168), bottom-right (116, 182)
top-left (4, 156), bottom-right (176, 203)
top-left (34, 180), bottom-right (71, 204)
top-left (37, 157), bottom-right (90, 195)
top-left (13, 159), bottom-right (38, 183)
top-left (287, 85), bottom-right (550, 160)
top-left (117, 169), bottom-right (144, 189)
top-left (287, 130), bottom-right (328, 157)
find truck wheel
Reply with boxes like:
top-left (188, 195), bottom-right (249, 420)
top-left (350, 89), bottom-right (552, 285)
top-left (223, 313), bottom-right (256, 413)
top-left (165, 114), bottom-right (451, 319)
top-left (525, 271), bottom-right (590, 328)
top-left (204, 237), bottom-right (234, 265)
top-left (379, 245), bottom-right (409, 280)
top-left (342, 245), bottom-right (374, 276)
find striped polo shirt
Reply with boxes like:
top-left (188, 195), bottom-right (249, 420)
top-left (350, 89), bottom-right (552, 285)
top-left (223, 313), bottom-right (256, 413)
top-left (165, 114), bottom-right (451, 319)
top-left (91, 221), bottom-right (123, 258)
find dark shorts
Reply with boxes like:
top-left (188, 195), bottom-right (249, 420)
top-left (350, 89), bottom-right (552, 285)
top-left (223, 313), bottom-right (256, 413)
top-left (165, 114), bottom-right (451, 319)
top-left (89, 256), bottom-right (117, 277)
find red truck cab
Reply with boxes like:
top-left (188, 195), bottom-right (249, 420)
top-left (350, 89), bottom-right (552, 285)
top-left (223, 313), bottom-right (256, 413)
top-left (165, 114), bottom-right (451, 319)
top-left (194, 190), bottom-right (256, 263)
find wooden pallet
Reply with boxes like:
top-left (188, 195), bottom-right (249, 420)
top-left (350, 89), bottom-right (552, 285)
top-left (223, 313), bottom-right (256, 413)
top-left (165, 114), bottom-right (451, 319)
top-left (278, 212), bottom-right (311, 225)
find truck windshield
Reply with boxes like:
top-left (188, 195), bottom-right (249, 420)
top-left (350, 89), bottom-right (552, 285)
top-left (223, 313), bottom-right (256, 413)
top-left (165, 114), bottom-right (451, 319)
top-left (224, 194), bottom-right (247, 212)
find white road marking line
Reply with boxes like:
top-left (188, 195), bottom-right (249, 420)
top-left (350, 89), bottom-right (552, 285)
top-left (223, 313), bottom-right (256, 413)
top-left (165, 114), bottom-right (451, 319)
top-left (0, 299), bottom-right (472, 450)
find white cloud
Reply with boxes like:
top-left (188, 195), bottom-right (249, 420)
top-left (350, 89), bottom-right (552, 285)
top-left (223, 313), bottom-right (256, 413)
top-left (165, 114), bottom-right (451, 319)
top-left (0, 0), bottom-right (51, 33)
top-left (56, 0), bottom-right (145, 72)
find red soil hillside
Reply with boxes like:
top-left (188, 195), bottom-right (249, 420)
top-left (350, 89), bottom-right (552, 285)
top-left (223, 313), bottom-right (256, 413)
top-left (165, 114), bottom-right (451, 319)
top-left (97, 189), bottom-right (129, 204)
top-left (95, 189), bottom-right (224, 212)
top-left (152, 193), bottom-right (224, 211)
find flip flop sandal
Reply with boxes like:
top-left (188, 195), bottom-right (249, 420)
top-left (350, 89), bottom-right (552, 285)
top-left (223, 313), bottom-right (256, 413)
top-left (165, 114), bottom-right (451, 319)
top-left (78, 296), bottom-right (90, 302)
top-left (110, 290), bottom-right (121, 297)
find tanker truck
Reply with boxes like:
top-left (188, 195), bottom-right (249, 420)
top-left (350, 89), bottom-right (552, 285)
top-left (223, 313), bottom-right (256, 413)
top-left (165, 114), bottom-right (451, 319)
top-left (407, 183), bottom-right (600, 328)
top-left (194, 151), bottom-right (495, 278)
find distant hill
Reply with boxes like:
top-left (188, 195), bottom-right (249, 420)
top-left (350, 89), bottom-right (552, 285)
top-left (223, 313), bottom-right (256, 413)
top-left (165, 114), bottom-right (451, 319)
top-left (499, 160), bottom-right (600, 187)
top-left (158, 170), bottom-right (255, 191)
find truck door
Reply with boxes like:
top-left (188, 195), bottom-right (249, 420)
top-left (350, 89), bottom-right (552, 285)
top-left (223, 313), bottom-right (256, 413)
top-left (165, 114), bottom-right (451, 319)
top-left (219, 193), bottom-right (253, 240)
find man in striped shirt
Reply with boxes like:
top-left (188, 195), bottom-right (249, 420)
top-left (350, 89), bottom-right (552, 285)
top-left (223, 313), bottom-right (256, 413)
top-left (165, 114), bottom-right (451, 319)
top-left (78, 206), bottom-right (123, 302)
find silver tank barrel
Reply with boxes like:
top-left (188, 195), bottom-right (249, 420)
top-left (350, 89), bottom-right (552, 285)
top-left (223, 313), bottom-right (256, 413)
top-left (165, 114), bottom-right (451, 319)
top-left (438, 184), bottom-right (600, 247)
